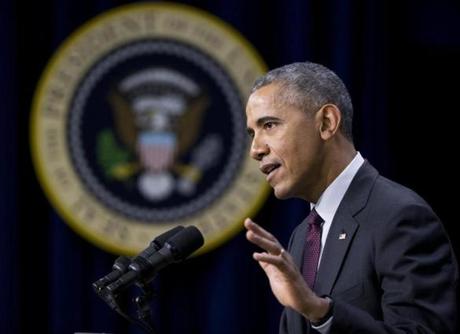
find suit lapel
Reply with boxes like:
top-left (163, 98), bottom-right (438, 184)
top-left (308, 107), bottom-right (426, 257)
top-left (314, 161), bottom-right (378, 296)
top-left (314, 209), bottom-right (358, 296)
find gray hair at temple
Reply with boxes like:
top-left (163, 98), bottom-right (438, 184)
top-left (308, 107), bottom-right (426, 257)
top-left (251, 62), bottom-right (354, 142)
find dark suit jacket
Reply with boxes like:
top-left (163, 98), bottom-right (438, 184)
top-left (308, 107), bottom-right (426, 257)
top-left (280, 162), bottom-right (458, 334)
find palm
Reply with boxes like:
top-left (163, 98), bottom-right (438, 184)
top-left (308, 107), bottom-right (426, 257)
top-left (244, 218), bottom-right (315, 314)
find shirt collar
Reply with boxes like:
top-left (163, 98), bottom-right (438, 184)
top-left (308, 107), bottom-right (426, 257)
top-left (311, 152), bottom-right (365, 223)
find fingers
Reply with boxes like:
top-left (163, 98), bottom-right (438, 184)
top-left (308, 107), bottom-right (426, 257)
top-left (248, 231), bottom-right (282, 255)
top-left (253, 249), bottom-right (286, 264)
top-left (244, 218), bottom-right (285, 256)
top-left (244, 218), bottom-right (277, 242)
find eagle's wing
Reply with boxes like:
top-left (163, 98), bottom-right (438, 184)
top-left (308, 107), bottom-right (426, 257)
top-left (108, 90), bottom-right (138, 152)
top-left (175, 94), bottom-right (209, 156)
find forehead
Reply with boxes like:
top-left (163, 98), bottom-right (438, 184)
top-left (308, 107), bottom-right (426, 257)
top-left (247, 84), bottom-right (280, 113)
top-left (246, 84), bottom-right (298, 125)
top-left (248, 82), bottom-right (279, 104)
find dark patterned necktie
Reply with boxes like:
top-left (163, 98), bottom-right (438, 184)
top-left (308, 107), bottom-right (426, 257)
top-left (302, 208), bottom-right (324, 289)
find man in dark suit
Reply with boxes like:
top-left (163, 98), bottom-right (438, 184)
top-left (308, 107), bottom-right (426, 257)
top-left (244, 62), bottom-right (458, 333)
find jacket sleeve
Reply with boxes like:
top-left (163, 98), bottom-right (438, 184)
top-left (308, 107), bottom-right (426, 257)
top-left (279, 309), bottom-right (289, 334)
top-left (279, 223), bottom-right (304, 334)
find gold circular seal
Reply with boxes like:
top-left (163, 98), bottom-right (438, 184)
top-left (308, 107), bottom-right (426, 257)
top-left (30, 3), bottom-right (269, 255)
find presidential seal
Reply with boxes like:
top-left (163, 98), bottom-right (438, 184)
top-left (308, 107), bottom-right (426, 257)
top-left (30, 3), bottom-right (270, 255)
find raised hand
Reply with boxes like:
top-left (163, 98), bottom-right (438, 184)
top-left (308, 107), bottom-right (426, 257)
top-left (244, 218), bottom-right (330, 322)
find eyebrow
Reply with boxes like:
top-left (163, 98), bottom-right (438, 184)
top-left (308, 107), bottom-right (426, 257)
top-left (255, 116), bottom-right (281, 127)
top-left (246, 116), bottom-right (281, 135)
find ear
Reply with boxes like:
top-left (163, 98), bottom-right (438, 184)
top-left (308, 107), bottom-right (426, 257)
top-left (317, 104), bottom-right (341, 140)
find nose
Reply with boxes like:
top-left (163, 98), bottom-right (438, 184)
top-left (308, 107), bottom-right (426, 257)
top-left (250, 135), bottom-right (269, 161)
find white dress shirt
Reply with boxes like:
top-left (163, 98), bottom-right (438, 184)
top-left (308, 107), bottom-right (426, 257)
top-left (310, 152), bottom-right (365, 333)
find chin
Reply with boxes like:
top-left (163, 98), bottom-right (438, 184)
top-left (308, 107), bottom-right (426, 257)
top-left (272, 179), bottom-right (303, 200)
top-left (273, 186), bottom-right (293, 200)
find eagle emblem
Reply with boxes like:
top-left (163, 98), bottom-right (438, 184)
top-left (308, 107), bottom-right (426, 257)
top-left (97, 67), bottom-right (222, 201)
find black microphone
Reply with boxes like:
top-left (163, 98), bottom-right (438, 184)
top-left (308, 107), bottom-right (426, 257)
top-left (106, 225), bottom-right (204, 294)
top-left (93, 256), bottom-right (131, 293)
top-left (92, 226), bottom-right (185, 293)
top-left (131, 225), bottom-right (185, 266)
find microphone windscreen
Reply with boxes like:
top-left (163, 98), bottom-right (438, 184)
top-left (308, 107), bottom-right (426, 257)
top-left (168, 225), bottom-right (204, 260)
top-left (151, 225), bottom-right (185, 250)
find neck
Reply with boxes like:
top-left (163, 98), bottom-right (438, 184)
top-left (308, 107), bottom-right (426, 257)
top-left (306, 137), bottom-right (356, 203)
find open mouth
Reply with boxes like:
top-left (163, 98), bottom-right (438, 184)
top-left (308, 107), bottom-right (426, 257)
top-left (260, 163), bottom-right (281, 178)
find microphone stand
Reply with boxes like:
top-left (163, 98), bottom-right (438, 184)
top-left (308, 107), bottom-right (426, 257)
top-left (93, 225), bottom-right (203, 333)
top-left (134, 281), bottom-right (157, 332)
top-left (94, 281), bottom-right (159, 334)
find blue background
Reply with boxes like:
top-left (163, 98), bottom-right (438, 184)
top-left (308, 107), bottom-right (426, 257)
top-left (1, 0), bottom-right (460, 333)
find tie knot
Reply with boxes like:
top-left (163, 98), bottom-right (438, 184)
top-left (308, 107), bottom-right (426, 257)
top-left (307, 208), bottom-right (323, 227)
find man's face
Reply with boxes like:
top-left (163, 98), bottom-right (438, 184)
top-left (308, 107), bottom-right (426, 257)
top-left (246, 84), bottom-right (323, 200)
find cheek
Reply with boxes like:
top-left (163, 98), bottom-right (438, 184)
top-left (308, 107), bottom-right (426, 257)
top-left (269, 127), bottom-right (312, 170)
top-left (271, 139), bottom-right (297, 171)
top-left (286, 139), bottom-right (314, 175)
top-left (269, 136), bottom-right (288, 159)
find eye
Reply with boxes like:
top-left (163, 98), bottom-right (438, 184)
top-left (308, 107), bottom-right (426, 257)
top-left (264, 121), bottom-right (276, 130)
